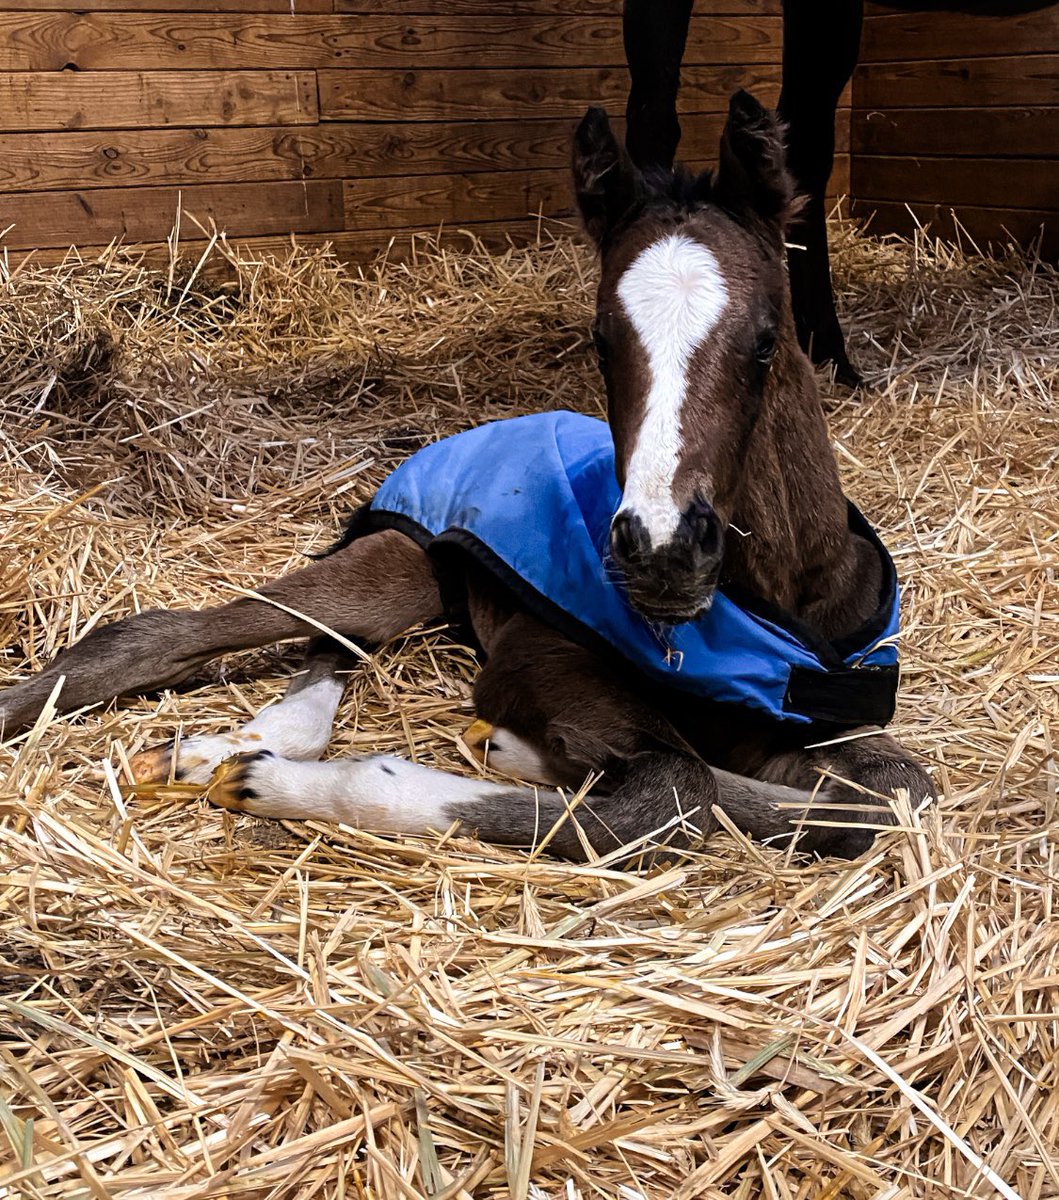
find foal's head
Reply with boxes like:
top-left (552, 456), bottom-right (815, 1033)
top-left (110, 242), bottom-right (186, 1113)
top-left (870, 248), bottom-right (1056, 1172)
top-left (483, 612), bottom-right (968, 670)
top-left (574, 91), bottom-right (801, 623)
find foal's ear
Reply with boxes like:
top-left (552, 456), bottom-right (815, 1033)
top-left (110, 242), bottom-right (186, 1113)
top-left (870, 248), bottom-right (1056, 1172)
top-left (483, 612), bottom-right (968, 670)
top-left (714, 90), bottom-right (796, 230)
top-left (572, 107), bottom-right (640, 246)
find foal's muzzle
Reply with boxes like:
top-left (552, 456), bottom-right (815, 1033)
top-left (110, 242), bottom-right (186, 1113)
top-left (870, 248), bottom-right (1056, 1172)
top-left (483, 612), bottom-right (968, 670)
top-left (609, 499), bottom-right (724, 624)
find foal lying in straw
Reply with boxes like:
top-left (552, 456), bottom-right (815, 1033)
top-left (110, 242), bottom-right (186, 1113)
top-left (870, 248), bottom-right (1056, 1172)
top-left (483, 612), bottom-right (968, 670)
top-left (0, 93), bottom-right (932, 862)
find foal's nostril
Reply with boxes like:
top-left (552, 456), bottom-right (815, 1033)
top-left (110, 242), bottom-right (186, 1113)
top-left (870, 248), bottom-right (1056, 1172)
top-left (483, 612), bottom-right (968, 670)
top-left (683, 498), bottom-right (722, 561)
top-left (610, 509), bottom-right (649, 564)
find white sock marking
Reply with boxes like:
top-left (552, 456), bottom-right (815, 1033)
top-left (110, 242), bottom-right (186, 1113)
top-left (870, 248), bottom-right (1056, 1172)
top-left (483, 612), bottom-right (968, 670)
top-left (226, 753), bottom-right (520, 831)
top-left (615, 234), bottom-right (728, 546)
top-left (174, 674), bottom-right (344, 783)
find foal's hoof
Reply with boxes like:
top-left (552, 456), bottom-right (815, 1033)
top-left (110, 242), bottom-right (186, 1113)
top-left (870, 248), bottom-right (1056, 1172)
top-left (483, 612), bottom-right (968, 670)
top-left (207, 751), bottom-right (269, 813)
top-left (459, 719), bottom-right (560, 785)
top-left (126, 743), bottom-right (176, 785)
top-left (460, 719), bottom-right (495, 765)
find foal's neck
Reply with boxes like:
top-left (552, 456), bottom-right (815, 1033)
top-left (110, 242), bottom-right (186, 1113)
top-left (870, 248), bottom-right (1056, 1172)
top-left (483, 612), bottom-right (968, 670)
top-left (723, 341), bottom-right (882, 642)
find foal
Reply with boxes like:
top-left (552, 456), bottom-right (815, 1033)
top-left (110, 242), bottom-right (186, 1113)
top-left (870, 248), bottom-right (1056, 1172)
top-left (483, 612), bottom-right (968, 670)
top-left (0, 93), bottom-right (932, 862)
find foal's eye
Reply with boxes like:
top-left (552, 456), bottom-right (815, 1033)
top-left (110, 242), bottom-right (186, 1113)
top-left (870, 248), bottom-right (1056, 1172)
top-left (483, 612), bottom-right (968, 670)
top-left (754, 332), bottom-right (777, 367)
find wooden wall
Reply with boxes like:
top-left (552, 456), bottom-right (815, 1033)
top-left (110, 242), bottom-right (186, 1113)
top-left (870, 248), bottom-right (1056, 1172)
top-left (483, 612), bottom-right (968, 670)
top-left (8, 3), bottom-right (1055, 264)
top-left (0, 1), bottom-right (854, 263)
top-left (852, 3), bottom-right (1059, 258)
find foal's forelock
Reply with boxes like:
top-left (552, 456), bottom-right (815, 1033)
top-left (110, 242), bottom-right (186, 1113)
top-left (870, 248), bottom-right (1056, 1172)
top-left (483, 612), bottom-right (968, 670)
top-left (615, 233), bottom-right (728, 548)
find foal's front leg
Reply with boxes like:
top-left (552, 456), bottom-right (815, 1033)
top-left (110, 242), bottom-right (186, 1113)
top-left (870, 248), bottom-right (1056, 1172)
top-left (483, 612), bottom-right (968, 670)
top-left (129, 638), bottom-right (355, 784)
top-left (743, 727), bottom-right (934, 858)
top-left (200, 609), bottom-right (724, 860)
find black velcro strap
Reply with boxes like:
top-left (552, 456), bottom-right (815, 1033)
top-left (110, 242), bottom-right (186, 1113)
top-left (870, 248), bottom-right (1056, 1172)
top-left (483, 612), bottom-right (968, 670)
top-left (783, 664), bottom-right (899, 727)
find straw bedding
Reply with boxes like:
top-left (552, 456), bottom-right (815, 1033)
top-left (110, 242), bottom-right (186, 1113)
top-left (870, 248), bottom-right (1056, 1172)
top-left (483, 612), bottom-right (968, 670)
top-left (0, 218), bottom-right (1056, 1199)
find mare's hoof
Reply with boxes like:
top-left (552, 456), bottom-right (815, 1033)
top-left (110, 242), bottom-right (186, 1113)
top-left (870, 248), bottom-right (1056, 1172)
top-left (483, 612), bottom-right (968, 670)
top-left (831, 358), bottom-right (864, 390)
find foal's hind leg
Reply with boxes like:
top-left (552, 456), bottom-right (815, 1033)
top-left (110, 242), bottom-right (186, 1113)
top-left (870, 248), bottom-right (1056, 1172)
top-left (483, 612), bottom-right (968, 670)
top-left (129, 638), bottom-right (356, 784)
top-left (0, 531), bottom-right (441, 736)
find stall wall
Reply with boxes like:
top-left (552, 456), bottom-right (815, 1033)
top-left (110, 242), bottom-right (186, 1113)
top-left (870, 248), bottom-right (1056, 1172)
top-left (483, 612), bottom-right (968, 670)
top-left (0, 1), bottom-right (854, 261)
top-left (852, 3), bottom-right (1059, 258)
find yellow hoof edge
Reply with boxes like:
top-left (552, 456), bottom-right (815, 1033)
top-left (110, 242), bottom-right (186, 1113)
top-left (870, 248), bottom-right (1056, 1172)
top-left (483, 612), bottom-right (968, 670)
top-left (125, 744), bottom-right (175, 786)
top-left (461, 719), bottom-right (495, 761)
top-left (206, 754), bottom-right (252, 811)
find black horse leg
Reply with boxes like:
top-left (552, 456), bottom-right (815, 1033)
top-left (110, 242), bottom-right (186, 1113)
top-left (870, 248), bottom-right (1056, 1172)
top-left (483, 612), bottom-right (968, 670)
top-left (779, 0), bottom-right (864, 385)
top-left (623, 0), bottom-right (695, 171)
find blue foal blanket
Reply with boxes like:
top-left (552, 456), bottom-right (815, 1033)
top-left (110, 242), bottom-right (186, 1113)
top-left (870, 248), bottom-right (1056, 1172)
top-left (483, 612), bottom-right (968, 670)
top-left (352, 411), bottom-right (900, 728)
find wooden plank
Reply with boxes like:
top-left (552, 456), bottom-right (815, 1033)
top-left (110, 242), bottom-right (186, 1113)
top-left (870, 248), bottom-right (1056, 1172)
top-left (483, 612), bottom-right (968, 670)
top-left (0, 71), bottom-right (317, 133)
top-left (0, 14), bottom-right (780, 72)
top-left (6, 218), bottom-right (578, 272)
top-left (342, 169), bottom-right (573, 231)
top-left (860, 8), bottom-right (1059, 62)
top-left (852, 107), bottom-right (1059, 159)
top-left (0, 123), bottom-right (582, 193)
top-left (854, 55), bottom-right (1059, 108)
top-left (850, 198), bottom-right (1057, 259)
top-left (1, 0), bottom-right (331, 9)
top-left (320, 64), bottom-right (783, 122)
top-left (342, 158), bottom-right (850, 232)
top-left (852, 155), bottom-right (1059, 212)
top-left (90, 0), bottom-right (333, 7)
top-left (0, 112), bottom-right (809, 193)
top-left (829, 155), bottom-right (850, 200)
top-left (335, 1), bottom-right (780, 13)
top-left (0, 180), bottom-right (343, 249)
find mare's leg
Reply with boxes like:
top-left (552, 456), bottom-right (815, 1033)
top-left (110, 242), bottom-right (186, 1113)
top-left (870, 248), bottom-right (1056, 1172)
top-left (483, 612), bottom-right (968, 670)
top-left (0, 531), bottom-right (441, 736)
top-left (129, 637), bottom-right (356, 784)
top-left (779, 0), bottom-right (864, 384)
top-left (623, 0), bottom-right (695, 171)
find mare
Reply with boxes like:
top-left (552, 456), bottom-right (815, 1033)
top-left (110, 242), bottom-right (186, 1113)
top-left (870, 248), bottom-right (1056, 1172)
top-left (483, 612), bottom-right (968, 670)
top-left (0, 93), bottom-right (933, 863)
top-left (624, 0), bottom-right (1059, 385)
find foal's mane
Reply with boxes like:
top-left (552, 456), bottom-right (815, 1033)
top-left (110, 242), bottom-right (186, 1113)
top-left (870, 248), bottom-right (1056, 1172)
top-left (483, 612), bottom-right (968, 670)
top-left (639, 163), bottom-right (715, 215)
top-left (594, 163), bottom-right (714, 253)
top-left (607, 161), bottom-right (796, 248)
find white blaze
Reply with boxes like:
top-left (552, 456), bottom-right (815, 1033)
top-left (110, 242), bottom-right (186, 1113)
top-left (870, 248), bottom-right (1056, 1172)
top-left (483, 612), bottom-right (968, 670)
top-left (615, 233), bottom-right (728, 546)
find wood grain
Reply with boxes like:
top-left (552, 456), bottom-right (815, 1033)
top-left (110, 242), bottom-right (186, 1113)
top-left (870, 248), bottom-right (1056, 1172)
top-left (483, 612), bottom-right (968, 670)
top-left (344, 168), bottom-right (574, 230)
top-left (852, 107), bottom-right (1059, 159)
top-left (0, 118), bottom-right (626, 192)
top-left (851, 198), bottom-right (1057, 259)
top-left (860, 7), bottom-right (1059, 62)
top-left (1, 0), bottom-right (331, 9)
top-left (10, 218), bottom-right (578, 272)
top-left (334, 0), bottom-right (780, 13)
top-left (853, 156), bottom-right (1058, 212)
top-left (0, 180), bottom-right (343, 249)
top-left (320, 64), bottom-right (784, 122)
top-left (0, 71), bottom-right (317, 133)
top-left (854, 55), bottom-right (1059, 108)
top-left (0, 112), bottom-right (831, 193)
top-left (0, 5), bottom-right (799, 255)
top-left (0, 14), bottom-right (781, 72)
top-left (342, 157), bottom-right (850, 231)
